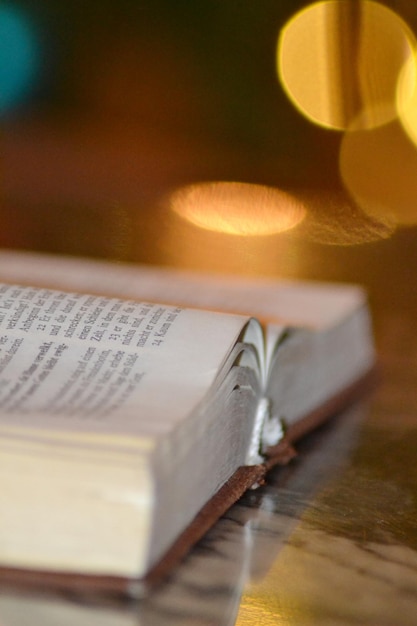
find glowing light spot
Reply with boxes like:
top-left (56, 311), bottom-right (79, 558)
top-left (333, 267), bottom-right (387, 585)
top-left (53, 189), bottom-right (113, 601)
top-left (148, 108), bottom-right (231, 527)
top-left (0, 5), bottom-right (40, 114)
top-left (340, 120), bottom-right (417, 225)
top-left (397, 51), bottom-right (417, 147)
top-left (169, 182), bottom-right (306, 237)
top-left (277, 0), bottom-right (416, 130)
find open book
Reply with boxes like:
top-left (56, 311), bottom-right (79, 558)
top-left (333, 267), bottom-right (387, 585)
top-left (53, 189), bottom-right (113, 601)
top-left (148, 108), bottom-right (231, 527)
top-left (0, 250), bottom-right (375, 594)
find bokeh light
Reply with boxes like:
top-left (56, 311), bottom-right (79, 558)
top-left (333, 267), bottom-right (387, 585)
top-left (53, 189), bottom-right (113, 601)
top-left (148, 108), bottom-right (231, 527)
top-left (0, 4), bottom-right (40, 114)
top-left (168, 182), bottom-right (306, 236)
top-left (277, 0), bottom-right (416, 131)
top-left (397, 51), bottom-right (417, 147)
top-left (340, 119), bottom-right (417, 225)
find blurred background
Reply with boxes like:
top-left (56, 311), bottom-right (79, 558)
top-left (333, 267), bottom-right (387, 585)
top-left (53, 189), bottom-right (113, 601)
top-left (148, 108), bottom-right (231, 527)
top-left (2, 0), bottom-right (417, 314)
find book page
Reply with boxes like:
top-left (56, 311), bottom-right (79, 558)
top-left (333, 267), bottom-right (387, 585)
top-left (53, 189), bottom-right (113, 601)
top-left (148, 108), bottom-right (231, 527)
top-left (0, 283), bottom-right (252, 442)
top-left (0, 250), bottom-right (366, 329)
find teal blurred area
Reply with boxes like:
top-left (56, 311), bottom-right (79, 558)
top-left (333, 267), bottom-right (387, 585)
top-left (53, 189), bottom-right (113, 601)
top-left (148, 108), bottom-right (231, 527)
top-left (0, 4), bottom-right (40, 113)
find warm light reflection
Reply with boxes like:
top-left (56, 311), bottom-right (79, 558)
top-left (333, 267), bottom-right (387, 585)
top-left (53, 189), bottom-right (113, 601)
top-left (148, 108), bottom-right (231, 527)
top-left (168, 182), bottom-right (306, 236)
top-left (293, 190), bottom-right (394, 245)
top-left (397, 51), bottom-right (417, 147)
top-left (0, 5), bottom-right (40, 114)
top-left (235, 599), bottom-right (288, 626)
top-left (340, 120), bottom-right (417, 225)
top-left (277, 0), bottom-right (416, 131)
top-left (235, 541), bottom-right (307, 626)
